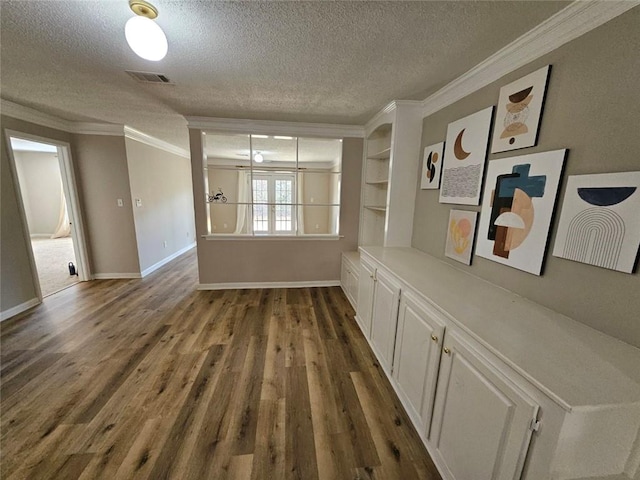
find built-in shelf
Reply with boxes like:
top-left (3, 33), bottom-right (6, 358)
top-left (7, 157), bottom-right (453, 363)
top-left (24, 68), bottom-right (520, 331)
top-left (366, 179), bottom-right (389, 185)
top-left (367, 147), bottom-right (391, 160)
top-left (364, 205), bottom-right (387, 212)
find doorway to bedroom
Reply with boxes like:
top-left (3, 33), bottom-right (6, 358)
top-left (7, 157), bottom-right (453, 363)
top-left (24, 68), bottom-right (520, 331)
top-left (8, 135), bottom-right (85, 297)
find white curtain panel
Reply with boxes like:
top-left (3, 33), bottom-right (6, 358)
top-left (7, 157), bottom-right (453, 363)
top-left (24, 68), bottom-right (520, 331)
top-left (297, 172), bottom-right (304, 234)
top-left (234, 171), bottom-right (250, 234)
top-left (51, 179), bottom-right (71, 238)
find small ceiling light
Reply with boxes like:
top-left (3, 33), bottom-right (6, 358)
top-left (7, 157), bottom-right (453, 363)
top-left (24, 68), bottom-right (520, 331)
top-left (254, 152), bottom-right (264, 163)
top-left (125, 0), bottom-right (168, 61)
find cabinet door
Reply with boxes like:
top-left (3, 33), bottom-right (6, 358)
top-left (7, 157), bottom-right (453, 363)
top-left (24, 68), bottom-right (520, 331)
top-left (430, 330), bottom-right (538, 480)
top-left (340, 258), bottom-right (350, 295)
top-left (392, 291), bottom-right (445, 436)
top-left (370, 268), bottom-right (401, 374)
top-left (347, 268), bottom-right (359, 309)
top-left (356, 257), bottom-right (375, 337)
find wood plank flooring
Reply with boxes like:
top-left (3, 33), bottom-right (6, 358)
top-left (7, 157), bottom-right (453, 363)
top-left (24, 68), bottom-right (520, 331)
top-left (1, 249), bottom-right (441, 480)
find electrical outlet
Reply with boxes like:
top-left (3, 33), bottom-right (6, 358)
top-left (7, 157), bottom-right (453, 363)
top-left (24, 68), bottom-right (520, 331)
top-left (117, 198), bottom-right (124, 207)
top-left (135, 198), bottom-right (142, 207)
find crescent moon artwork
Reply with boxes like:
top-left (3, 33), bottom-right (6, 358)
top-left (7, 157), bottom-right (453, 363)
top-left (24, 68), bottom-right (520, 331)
top-left (439, 106), bottom-right (493, 205)
top-left (453, 129), bottom-right (471, 160)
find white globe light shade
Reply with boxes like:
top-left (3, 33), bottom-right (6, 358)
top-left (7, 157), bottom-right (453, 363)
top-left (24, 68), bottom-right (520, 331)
top-left (254, 153), bottom-right (264, 163)
top-left (125, 16), bottom-right (168, 61)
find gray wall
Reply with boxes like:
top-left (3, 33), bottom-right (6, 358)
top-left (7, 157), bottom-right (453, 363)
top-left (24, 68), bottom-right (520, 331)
top-left (191, 131), bottom-right (363, 284)
top-left (412, 9), bottom-right (640, 348)
top-left (14, 151), bottom-right (62, 235)
top-left (73, 134), bottom-right (140, 275)
top-left (125, 138), bottom-right (195, 272)
top-left (0, 116), bottom-right (74, 313)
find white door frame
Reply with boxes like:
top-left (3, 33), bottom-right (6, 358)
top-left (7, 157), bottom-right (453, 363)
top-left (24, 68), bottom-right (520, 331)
top-left (4, 129), bottom-right (91, 299)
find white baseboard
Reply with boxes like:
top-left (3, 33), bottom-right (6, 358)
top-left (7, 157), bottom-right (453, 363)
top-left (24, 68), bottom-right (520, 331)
top-left (0, 297), bottom-right (41, 322)
top-left (198, 280), bottom-right (341, 290)
top-left (29, 233), bottom-right (53, 239)
top-left (93, 273), bottom-right (142, 280)
top-left (140, 242), bottom-right (196, 277)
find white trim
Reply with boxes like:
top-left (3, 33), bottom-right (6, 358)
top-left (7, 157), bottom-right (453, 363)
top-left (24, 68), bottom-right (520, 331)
top-left (202, 234), bottom-right (342, 241)
top-left (73, 123), bottom-right (124, 136)
top-left (93, 273), bottom-right (143, 279)
top-left (124, 126), bottom-right (190, 159)
top-left (0, 298), bottom-right (40, 322)
top-left (29, 233), bottom-right (53, 239)
top-left (186, 116), bottom-right (365, 138)
top-left (418, 0), bottom-right (639, 119)
top-left (198, 280), bottom-right (341, 290)
top-left (140, 242), bottom-right (196, 277)
top-left (1, 99), bottom-right (75, 132)
top-left (1, 99), bottom-right (188, 158)
top-left (364, 100), bottom-right (422, 137)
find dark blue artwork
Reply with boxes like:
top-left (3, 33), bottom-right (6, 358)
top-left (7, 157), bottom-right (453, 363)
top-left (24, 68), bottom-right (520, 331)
top-left (488, 164), bottom-right (547, 243)
top-left (577, 187), bottom-right (636, 206)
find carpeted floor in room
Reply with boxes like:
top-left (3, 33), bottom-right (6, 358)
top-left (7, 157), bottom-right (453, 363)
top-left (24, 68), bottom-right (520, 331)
top-left (31, 237), bottom-right (79, 296)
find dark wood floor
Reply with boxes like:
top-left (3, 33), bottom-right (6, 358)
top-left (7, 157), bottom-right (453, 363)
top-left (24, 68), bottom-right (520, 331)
top-left (1, 249), bottom-right (440, 480)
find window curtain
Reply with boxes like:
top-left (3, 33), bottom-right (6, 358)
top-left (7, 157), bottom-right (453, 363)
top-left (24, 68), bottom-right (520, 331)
top-left (234, 170), bottom-right (250, 234)
top-left (297, 172), bottom-right (304, 234)
top-left (51, 179), bottom-right (71, 238)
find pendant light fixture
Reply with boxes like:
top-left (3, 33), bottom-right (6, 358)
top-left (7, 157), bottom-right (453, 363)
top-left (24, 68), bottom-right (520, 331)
top-left (254, 152), bottom-right (264, 163)
top-left (125, 0), bottom-right (168, 61)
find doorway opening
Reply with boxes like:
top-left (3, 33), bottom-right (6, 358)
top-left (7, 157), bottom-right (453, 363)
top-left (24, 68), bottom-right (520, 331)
top-left (6, 133), bottom-right (90, 298)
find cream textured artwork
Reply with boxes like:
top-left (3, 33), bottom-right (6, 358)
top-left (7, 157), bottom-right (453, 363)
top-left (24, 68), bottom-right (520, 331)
top-left (445, 210), bottom-right (478, 265)
top-left (476, 149), bottom-right (566, 275)
top-left (439, 107), bottom-right (493, 205)
top-left (552, 172), bottom-right (640, 273)
top-left (421, 142), bottom-right (444, 190)
top-left (491, 65), bottom-right (551, 153)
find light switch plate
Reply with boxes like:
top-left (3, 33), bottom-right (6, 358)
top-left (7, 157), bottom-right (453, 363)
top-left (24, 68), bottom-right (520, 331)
top-left (117, 198), bottom-right (124, 207)
top-left (135, 198), bottom-right (142, 207)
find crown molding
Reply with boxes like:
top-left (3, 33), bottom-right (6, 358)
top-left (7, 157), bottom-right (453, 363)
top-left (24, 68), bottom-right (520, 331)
top-left (73, 122), bottom-right (124, 136)
top-left (124, 126), bottom-right (190, 159)
top-left (364, 100), bottom-right (423, 136)
top-left (1, 99), bottom-right (75, 132)
top-left (419, 0), bottom-right (639, 119)
top-left (185, 116), bottom-right (365, 138)
top-left (2, 98), bottom-right (189, 158)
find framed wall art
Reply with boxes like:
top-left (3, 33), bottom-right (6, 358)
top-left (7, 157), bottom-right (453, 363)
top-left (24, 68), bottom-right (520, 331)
top-left (491, 65), bottom-right (551, 154)
top-left (552, 172), bottom-right (640, 273)
top-left (439, 106), bottom-right (493, 205)
top-left (445, 209), bottom-right (478, 265)
top-left (421, 142), bottom-right (444, 190)
top-left (476, 149), bottom-right (566, 275)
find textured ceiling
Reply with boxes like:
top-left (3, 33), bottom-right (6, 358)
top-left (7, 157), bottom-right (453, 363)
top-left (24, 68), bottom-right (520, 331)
top-left (0, 1), bottom-right (570, 150)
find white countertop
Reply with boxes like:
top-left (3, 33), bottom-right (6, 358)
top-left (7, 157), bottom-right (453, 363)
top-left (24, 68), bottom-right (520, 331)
top-left (360, 246), bottom-right (640, 411)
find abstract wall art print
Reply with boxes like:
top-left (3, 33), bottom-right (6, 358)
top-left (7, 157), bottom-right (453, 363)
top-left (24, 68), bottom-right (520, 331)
top-left (445, 209), bottom-right (478, 265)
top-left (421, 142), bottom-right (445, 190)
top-left (491, 65), bottom-right (551, 154)
top-left (476, 149), bottom-right (566, 275)
top-left (552, 172), bottom-right (640, 273)
top-left (439, 106), bottom-right (493, 205)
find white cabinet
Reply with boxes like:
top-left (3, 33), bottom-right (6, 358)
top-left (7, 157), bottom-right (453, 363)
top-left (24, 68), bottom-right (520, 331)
top-left (369, 267), bottom-right (401, 375)
top-left (340, 252), bottom-right (359, 310)
top-left (392, 291), bottom-right (445, 437)
top-left (430, 330), bottom-right (538, 480)
top-left (355, 256), bottom-right (375, 337)
top-left (355, 247), bottom-right (640, 480)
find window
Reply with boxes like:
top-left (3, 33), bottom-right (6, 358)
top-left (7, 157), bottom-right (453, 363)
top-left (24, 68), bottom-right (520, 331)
top-left (204, 133), bottom-right (342, 237)
top-left (252, 174), bottom-right (294, 234)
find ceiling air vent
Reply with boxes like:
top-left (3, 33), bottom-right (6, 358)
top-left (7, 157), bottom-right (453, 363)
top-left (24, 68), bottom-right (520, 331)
top-left (126, 70), bottom-right (173, 84)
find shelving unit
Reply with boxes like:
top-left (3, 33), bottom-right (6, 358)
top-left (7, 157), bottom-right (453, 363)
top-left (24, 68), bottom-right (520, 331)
top-left (360, 124), bottom-right (392, 246)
